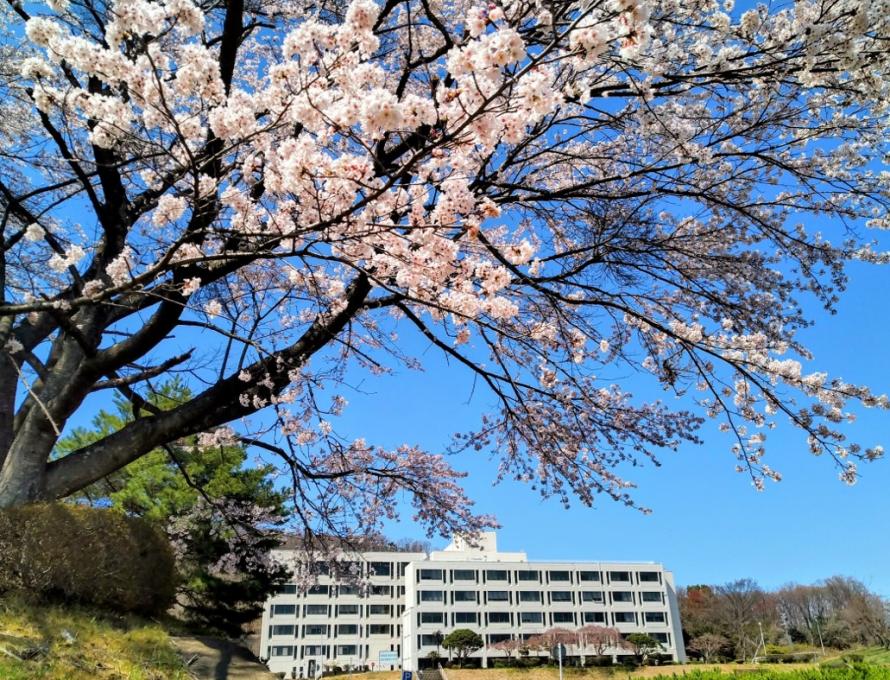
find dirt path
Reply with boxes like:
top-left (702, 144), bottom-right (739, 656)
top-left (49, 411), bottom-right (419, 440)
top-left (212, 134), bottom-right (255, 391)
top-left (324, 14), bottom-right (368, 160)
top-left (173, 635), bottom-right (281, 680)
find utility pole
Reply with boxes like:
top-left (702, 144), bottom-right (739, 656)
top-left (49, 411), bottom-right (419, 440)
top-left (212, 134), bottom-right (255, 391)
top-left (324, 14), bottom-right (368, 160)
top-left (753, 622), bottom-right (767, 663)
top-left (558, 644), bottom-right (564, 680)
top-left (815, 619), bottom-right (826, 656)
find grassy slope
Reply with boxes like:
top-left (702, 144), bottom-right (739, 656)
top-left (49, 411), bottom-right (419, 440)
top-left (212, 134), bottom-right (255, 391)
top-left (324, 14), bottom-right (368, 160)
top-left (859, 651), bottom-right (890, 666)
top-left (0, 597), bottom-right (190, 680)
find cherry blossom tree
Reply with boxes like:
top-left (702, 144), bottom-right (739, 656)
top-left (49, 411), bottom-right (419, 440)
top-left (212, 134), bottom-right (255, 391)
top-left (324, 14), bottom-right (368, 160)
top-left (1, 0), bottom-right (889, 542)
top-left (490, 637), bottom-right (521, 659)
top-left (578, 624), bottom-right (623, 660)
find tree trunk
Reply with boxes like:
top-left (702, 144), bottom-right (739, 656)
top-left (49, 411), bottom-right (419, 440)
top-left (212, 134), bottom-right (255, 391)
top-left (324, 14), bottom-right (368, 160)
top-left (0, 440), bottom-right (48, 507)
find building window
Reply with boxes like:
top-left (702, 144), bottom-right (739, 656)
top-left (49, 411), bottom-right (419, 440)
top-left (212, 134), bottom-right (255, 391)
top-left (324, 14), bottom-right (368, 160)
top-left (651, 633), bottom-right (669, 644)
top-left (303, 645), bottom-right (326, 657)
top-left (552, 612), bottom-right (574, 624)
top-left (454, 612), bottom-right (478, 624)
top-left (370, 562), bottom-right (391, 577)
top-left (549, 570), bottom-right (571, 582)
top-left (488, 612), bottom-right (511, 624)
top-left (609, 571), bottom-right (630, 582)
top-left (337, 625), bottom-right (358, 636)
top-left (420, 569), bottom-right (443, 581)
top-left (277, 584), bottom-right (298, 594)
top-left (312, 562), bottom-right (330, 576)
top-left (583, 612), bottom-right (605, 624)
top-left (270, 625), bottom-right (295, 636)
top-left (582, 591), bottom-right (603, 602)
top-left (452, 569), bottom-right (477, 581)
top-left (337, 645), bottom-right (358, 656)
top-left (520, 612), bottom-right (543, 624)
top-left (518, 591), bottom-right (541, 603)
top-left (419, 635), bottom-right (443, 647)
top-left (307, 585), bottom-right (329, 596)
top-left (272, 604), bottom-right (297, 616)
top-left (304, 625), bottom-right (328, 636)
top-left (641, 591), bottom-right (663, 603)
top-left (488, 634), bottom-right (512, 644)
top-left (370, 585), bottom-right (391, 596)
top-left (305, 605), bottom-right (328, 616)
top-left (516, 570), bottom-right (540, 582)
top-left (612, 591), bottom-right (634, 603)
top-left (639, 571), bottom-right (660, 583)
top-left (614, 612), bottom-right (636, 624)
top-left (338, 585), bottom-right (359, 596)
top-left (420, 612), bottom-right (444, 624)
top-left (645, 612), bottom-right (666, 623)
top-left (486, 569), bottom-right (509, 581)
top-left (337, 605), bottom-right (359, 615)
top-left (550, 591), bottom-right (572, 603)
top-left (368, 604), bottom-right (391, 615)
top-left (420, 590), bottom-right (444, 602)
top-left (454, 590), bottom-right (477, 602)
top-left (578, 571), bottom-right (600, 582)
top-left (369, 624), bottom-right (391, 635)
top-left (487, 591), bottom-right (510, 602)
top-left (272, 646), bottom-right (294, 657)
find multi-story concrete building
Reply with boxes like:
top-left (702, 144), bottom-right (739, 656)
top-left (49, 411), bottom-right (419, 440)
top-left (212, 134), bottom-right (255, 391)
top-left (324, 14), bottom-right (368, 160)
top-left (260, 533), bottom-right (685, 678)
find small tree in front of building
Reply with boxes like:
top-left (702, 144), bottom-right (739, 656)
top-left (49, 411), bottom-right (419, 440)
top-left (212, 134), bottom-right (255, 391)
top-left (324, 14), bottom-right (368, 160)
top-left (442, 629), bottom-right (483, 668)
top-left (491, 638), bottom-right (521, 662)
top-left (578, 625), bottom-right (623, 664)
top-left (625, 634), bottom-right (663, 664)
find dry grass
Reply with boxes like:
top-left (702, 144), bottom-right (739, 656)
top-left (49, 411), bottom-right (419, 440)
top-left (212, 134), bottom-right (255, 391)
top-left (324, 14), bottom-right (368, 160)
top-left (0, 595), bottom-right (191, 680)
top-left (411, 662), bottom-right (832, 680)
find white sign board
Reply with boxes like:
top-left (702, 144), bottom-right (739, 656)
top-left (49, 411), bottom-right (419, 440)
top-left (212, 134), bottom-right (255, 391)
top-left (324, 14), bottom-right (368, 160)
top-left (379, 651), bottom-right (399, 665)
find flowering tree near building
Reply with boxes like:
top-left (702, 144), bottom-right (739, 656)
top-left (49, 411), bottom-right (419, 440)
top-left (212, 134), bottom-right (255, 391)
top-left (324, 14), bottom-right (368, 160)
top-left (578, 624), bottom-right (623, 659)
top-left (490, 637), bottom-right (522, 659)
top-left (0, 0), bottom-right (889, 542)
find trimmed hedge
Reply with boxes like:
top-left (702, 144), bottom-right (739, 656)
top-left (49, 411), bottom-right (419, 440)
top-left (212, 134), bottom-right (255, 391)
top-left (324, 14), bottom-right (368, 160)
top-left (0, 503), bottom-right (176, 614)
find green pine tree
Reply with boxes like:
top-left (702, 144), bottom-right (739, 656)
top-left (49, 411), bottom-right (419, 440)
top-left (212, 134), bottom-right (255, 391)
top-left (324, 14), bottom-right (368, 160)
top-left (56, 378), bottom-right (289, 634)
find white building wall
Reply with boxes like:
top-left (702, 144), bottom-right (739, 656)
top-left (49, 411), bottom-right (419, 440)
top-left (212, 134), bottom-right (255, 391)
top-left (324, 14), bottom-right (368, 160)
top-left (259, 535), bottom-right (685, 678)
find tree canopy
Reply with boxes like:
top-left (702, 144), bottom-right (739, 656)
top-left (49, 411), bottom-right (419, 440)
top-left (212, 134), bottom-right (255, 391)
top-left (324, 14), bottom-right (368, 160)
top-left (442, 628), bottom-right (484, 665)
top-left (1, 0), bottom-right (888, 541)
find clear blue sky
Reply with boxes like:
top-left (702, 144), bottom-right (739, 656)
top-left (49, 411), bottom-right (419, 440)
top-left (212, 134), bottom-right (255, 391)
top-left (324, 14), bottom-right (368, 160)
top-left (322, 258), bottom-right (890, 597)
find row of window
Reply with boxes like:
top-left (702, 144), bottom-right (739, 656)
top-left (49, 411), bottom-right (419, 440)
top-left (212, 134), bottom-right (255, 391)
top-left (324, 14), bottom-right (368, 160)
top-left (416, 611), bottom-right (667, 626)
top-left (297, 561), bottom-right (409, 579)
top-left (415, 631), bottom-right (672, 648)
top-left (417, 569), bottom-right (661, 585)
top-left (271, 604), bottom-right (404, 617)
top-left (269, 624), bottom-right (396, 638)
top-left (268, 644), bottom-right (365, 659)
top-left (417, 590), bottom-right (663, 605)
top-left (277, 584), bottom-right (401, 597)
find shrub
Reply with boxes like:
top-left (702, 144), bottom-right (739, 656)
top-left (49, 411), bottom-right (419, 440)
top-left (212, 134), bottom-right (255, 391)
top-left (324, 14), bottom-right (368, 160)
top-left (0, 503), bottom-right (176, 614)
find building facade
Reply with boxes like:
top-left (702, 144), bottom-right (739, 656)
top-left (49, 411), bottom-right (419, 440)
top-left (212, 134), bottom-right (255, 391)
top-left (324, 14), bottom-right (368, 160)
top-left (260, 533), bottom-right (685, 678)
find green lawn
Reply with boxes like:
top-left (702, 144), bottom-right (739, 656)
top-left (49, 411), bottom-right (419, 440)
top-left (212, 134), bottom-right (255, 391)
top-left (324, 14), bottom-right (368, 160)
top-left (858, 650), bottom-right (890, 666)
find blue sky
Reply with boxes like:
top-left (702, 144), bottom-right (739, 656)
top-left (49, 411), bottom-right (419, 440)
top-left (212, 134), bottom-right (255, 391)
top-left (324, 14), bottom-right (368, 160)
top-left (324, 258), bottom-right (890, 596)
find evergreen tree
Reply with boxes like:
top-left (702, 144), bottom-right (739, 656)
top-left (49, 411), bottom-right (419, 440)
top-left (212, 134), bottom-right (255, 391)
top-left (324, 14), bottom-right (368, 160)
top-left (57, 378), bottom-right (289, 634)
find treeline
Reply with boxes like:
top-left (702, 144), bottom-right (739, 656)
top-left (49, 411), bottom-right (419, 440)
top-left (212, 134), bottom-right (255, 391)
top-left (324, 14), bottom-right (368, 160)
top-left (680, 577), bottom-right (890, 662)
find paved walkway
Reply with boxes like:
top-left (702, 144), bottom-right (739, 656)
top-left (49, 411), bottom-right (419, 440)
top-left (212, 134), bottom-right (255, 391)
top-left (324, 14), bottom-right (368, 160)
top-left (173, 635), bottom-right (280, 680)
